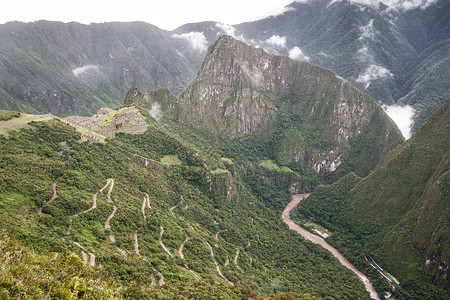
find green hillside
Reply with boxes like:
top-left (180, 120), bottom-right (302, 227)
top-left (0, 107), bottom-right (373, 299)
top-left (294, 99), bottom-right (450, 298)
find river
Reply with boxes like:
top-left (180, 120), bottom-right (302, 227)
top-left (282, 194), bottom-right (380, 300)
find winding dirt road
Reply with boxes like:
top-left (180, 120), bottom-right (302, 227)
top-left (205, 241), bottom-right (234, 286)
top-left (134, 230), bottom-right (141, 257)
top-left (159, 226), bottom-right (174, 258)
top-left (282, 194), bottom-right (380, 300)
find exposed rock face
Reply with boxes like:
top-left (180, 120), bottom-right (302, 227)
top-left (175, 36), bottom-right (403, 175)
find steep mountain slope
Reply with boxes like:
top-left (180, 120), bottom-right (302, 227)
top-left (0, 21), bottom-right (196, 116)
top-left (295, 99), bottom-right (450, 298)
top-left (0, 107), bottom-right (372, 299)
top-left (172, 0), bottom-right (449, 132)
top-left (164, 36), bottom-right (403, 181)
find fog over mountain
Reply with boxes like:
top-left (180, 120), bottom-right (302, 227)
top-left (173, 0), bottom-right (449, 134)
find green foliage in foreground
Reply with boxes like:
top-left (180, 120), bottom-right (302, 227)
top-left (0, 116), bottom-right (373, 299)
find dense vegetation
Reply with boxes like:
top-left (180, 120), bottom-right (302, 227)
top-left (293, 99), bottom-right (450, 299)
top-left (0, 113), bottom-right (372, 298)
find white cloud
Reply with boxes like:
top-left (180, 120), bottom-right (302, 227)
top-left (265, 35), bottom-right (287, 48)
top-left (359, 19), bottom-right (376, 41)
top-left (382, 104), bottom-right (415, 139)
top-left (72, 65), bottom-right (98, 76)
top-left (149, 102), bottom-right (163, 121)
top-left (237, 59), bottom-right (263, 87)
top-left (355, 46), bottom-right (374, 62)
top-left (340, 0), bottom-right (437, 10)
top-left (356, 64), bottom-right (393, 89)
top-left (171, 31), bottom-right (208, 52)
top-left (216, 23), bottom-right (236, 37)
top-left (288, 46), bottom-right (310, 61)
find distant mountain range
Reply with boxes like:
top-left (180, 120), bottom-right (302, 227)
top-left (0, 0), bottom-right (448, 132)
top-left (173, 0), bottom-right (449, 132)
top-left (0, 10), bottom-right (448, 298)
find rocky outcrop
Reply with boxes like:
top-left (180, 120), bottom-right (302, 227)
top-left (173, 36), bottom-right (404, 175)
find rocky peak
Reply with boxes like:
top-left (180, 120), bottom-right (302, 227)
top-left (171, 35), bottom-right (403, 175)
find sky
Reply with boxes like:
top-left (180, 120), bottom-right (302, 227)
top-left (0, 0), bottom-right (294, 31)
top-left (0, 0), bottom-right (438, 30)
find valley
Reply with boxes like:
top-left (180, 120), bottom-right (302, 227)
top-left (0, 3), bottom-right (449, 297)
top-left (282, 194), bottom-right (380, 300)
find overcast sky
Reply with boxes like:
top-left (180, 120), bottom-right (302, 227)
top-left (0, 0), bottom-right (438, 30)
top-left (0, 0), bottom-right (294, 30)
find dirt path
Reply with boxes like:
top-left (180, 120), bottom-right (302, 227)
top-left (38, 177), bottom-right (62, 217)
top-left (141, 197), bottom-right (147, 222)
top-left (224, 259), bottom-right (230, 267)
top-left (205, 241), bottom-right (234, 286)
top-left (282, 194), bottom-right (380, 300)
top-left (105, 206), bottom-right (117, 230)
top-left (169, 205), bottom-right (177, 217)
top-left (177, 235), bottom-right (200, 279)
top-left (101, 179), bottom-right (114, 203)
top-left (178, 236), bottom-right (189, 260)
top-left (81, 251), bottom-right (88, 265)
top-left (159, 226), bottom-right (173, 258)
top-left (234, 248), bottom-right (241, 269)
top-left (150, 273), bottom-right (157, 285)
top-left (89, 253), bottom-right (95, 266)
top-left (145, 193), bottom-right (152, 209)
top-left (134, 230), bottom-right (141, 257)
top-left (156, 270), bottom-right (165, 286)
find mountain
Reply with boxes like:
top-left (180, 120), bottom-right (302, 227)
top-left (172, 0), bottom-right (449, 132)
top-left (0, 34), bottom-right (408, 299)
top-left (155, 35), bottom-right (403, 182)
top-left (294, 99), bottom-right (450, 298)
top-left (0, 21), bottom-right (196, 116)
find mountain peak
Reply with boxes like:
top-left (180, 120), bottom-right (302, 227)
top-left (174, 36), bottom-right (403, 176)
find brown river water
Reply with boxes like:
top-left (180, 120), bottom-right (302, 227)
top-left (282, 194), bottom-right (380, 300)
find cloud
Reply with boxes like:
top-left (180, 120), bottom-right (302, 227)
top-left (72, 65), bottom-right (98, 76)
top-left (171, 31), bottom-right (208, 52)
top-left (356, 64), bottom-right (393, 88)
top-left (216, 23), bottom-right (236, 37)
top-left (149, 102), bottom-right (163, 121)
top-left (265, 35), bottom-right (287, 48)
top-left (324, 0), bottom-right (438, 10)
top-left (359, 19), bottom-right (376, 41)
top-left (237, 59), bottom-right (263, 87)
top-left (288, 46), bottom-right (310, 61)
top-left (382, 104), bottom-right (415, 139)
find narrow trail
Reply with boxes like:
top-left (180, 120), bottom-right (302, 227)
top-left (178, 235), bottom-right (199, 280)
top-left (81, 251), bottom-right (88, 265)
top-left (104, 206), bottom-right (117, 230)
top-left (156, 270), bottom-right (165, 286)
top-left (141, 197), bottom-right (147, 222)
top-left (178, 236), bottom-right (189, 260)
top-left (282, 194), bottom-right (380, 300)
top-left (169, 205), bottom-right (177, 217)
top-left (145, 193), bottom-right (152, 209)
top-left (99, 179), bottom-right (126, 257)
top-left (224, 259), bottom-right (230, 267)
top-left (234, 248), bottom-right (241, 269)
top-left (249, 257), bottom-right (253, 268)
top-left (150, 273), bottom-right (157, 285)
top-left (38, 177), bottom-right (62, 217)
top-left (205, 241), bottom-right (234, 286)
top-left (159, 226), bottom-right (173, 258)
top-left (89, 253), bottom-right (95, 266)
top-left (134, 230), bottom-right (141, 257)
